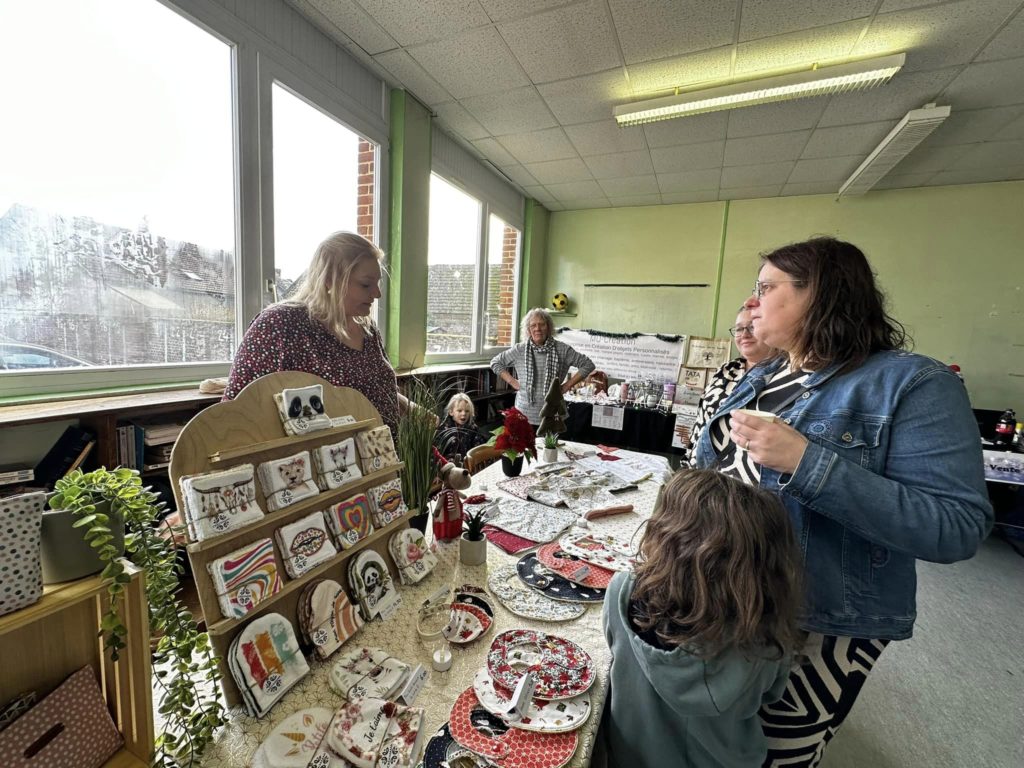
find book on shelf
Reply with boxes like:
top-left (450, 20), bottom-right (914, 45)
top-left (0, 465), bottom-right (35, 486)
top-left (67, 440), bottom-right (96, 474)
top-left (33, 425), bottom-right (96, 489)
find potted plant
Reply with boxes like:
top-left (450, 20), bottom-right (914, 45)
top-left (460, 506), bottom-right (488, 566)
top-left (537, 378), bottom-right (567, 463)
top-left (48, 468), bottom-right (225, 767)
top-left (396, 377), bottom-right (441, 534)
top-left (487, 407), bottom-right (537, 477)
top-left (541, 433), bottom-right (560, 463)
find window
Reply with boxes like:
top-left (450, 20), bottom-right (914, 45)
top-left (426, 175), bottom-right (521, 358)
top-left (0, 0), bottom-right (235, 373)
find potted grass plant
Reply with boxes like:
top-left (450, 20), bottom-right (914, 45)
top-left (397, 377), bottom-right (441, 533)
top-left (460, 505), bottom-right (488, 566)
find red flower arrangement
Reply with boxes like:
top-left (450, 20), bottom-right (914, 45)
top-left (488, 407), bottom-right (538, 464)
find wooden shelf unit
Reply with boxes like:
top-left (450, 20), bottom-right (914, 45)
top-left (170, 372), bottom-right (410, 707)
top-left (0, 564), bottom-right (154, 767)
top-left (399, 363), bottom-right (514, 427)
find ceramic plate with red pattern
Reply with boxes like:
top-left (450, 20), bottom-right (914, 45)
top-left (486, 629), bottom-right (595, 700)
top-left (536, 543), bottom-right (616, 589)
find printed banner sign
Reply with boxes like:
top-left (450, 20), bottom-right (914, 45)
top-left (555, 329), bottom-right (685, 382)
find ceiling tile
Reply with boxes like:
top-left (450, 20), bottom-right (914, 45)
top-left (734, 20), bottom-right (866, 75)
top-left (432, 101), bottom-right (491, 140)
top-left (650, 140), bottom-right (726, 173)
top-left (726, 98), bottom-right (830, 138)
top-left (817, 67), bottom-right (960, 127)
top-left (462, 86), bottom-right (559, 134)
top-left (950, 140), bottom-right (1024, 169)
top-left (354, 0), bottom-right (490, 46)
top-left (373, 49), bottom-right (452, 106)
top-left (289, 0), bottom-right (398, 55)
top-left (565, 120), bottom-right (647, 156)
top-left (585, 151), bottom-right (656, 179)
top-left (523, 157), bottom-right (594, 185)
top-left (522, 184), bottom-right (556, 203)
top-left (545, 202), bottom-right (566, 210)
top-left (657, 168), bottom-right (722, 192)
top-left (888, 143), bottom-right (974, 174)
top-left (562, 198), bottom-right (612, 209)
top-left (780, 181), bottom-right (840, 196)
top-left (607, 193), bottom-right (665, 207)
top-left (941, 58), bottom-right (1024, 110)
top-left (720, 161), bottom-right (795, 187)
top-left (545, 179), bottom-right (606, 198)
top-left (725, 131), bottom-right (811, 166)
top-left (922, 105), bottom-right (1024, 147)
top-left (719, 185), bottom-right (784, 200)
top-left (992, 110), bottom-right (1024, 140)
top-left (643, 111), bottom-right (729, 148)
top-left (409, 27), bottom-right (529, 99)
top-left (800, 122), bottom-right (895, 159)
top-left (597, 175), bottom-right (661, 196)
top-left (978, 7), bottom-right (1024, 62)
top-left (625, 46), bottom-right (734, 96)
top-left (871, 171), bottom-right (936, 189)
top-left (787, 155), bottom-right (862, 183)
top-left (927, 165), bottom-right (1024, 186)
top-left (499, 0), bottom-right (622, 82)
top-left (471, 137), bottom-right (517, 166)
top-left (608, 0), bottom-right (736, 65)
top-left (740, 0), bottom-right (877, 41)
top-left (537, 69), bottom-right (634, 126)
top-left (501, 165), bottom-right (542, 187)
top-left (662, 189), bottom-right (720, 204)
top-left (477, 0), bottom-right (568, 23)
top-left (497, 128), bottom-right (578, 164)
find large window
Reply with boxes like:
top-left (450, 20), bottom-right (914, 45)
top-left (426, 175), bottom-right (521, 358)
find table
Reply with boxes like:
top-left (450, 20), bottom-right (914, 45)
top-left (564, 401), bottom-right (684, 459)
top-left (189, 442), bottom-right (665, 767)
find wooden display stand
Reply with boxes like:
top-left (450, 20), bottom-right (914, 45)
top-left (0, 564), bottom-right (154, 767)
top-left (170, 372), bottom-right (410, 707)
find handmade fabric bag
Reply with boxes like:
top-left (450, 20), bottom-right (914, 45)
top-left (251, 707), bottom-right (345, 768)
top-left (328, 646), bottom-right (411, 701)
top-left (312, 437), bottom-right (363, 491)
top-left (274, 384), bottom-right (333, 436)
top-left (355, 425), bottom-right (396, 459)
top-left (348, 550), bottom-right (398, 621)
top-left (387, 529), bottom-right (437, 585)
top-left (473, 499), bottom-right (576, 544)
top-left (298, 579), bottom-right (364, 660)
top-left (472, 668), bottom-right (592, 733)
top-left (178, 464), bottom-right (264, 541)
top-left (228, 613), bottom-right (310, 718)
top-left (207, 538), bottom-right (283, 619)
top-left (367, 480), bottom-right (408, 529)
top-left (257, 452), bottom-right (321, 512)
top-left (557, 530), bottom-right (636, 572)
top-left (536, 543), bottom-right (616, 589)
top-left (486, 565), bottom-right (584, 622)
top-left (486, 629), bottom-right (595, 700)
top-left (327, 697), bottom-right (425, 768)
top-left (325, 493), bottom-right (374, 550)
top-left (0, 666), bottom-right (123, 768)
top-left (0, 491), bottom-right (44, 617)
top-left (274, 510), bottom-right (337, 579)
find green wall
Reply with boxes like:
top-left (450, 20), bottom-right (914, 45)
top-left (520, 199), bottom-right (550, 316)
top-left (544, 181), bottom-right (1024, 410)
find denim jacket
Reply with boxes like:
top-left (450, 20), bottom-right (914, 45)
top-left (693, 351), bottom-right (993, 640)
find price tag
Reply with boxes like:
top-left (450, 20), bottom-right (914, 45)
top-left (397, 664), bottom-right (429, 706)
top-left (377, 589), bottom-right (403, 621)
top-left (330, 415), bottom-right (358, 427)
top-left (591, 405), bottom-right (625, 431)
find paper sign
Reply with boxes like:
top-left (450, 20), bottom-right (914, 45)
top-left (397, 664), bottom-right (429, 705)
top-left (592, 405), bottom-right (625, 431)
top-left (685, 337), bottom-right (731, 369)
top-left (983, 450), bottom-right (1024, 485)
top-left (555, 329), bottom-right (686, 382)
top-left (671, 405), bottom-right (699, 450)
top-left (680, 367), bottom-right (707, 391)
top-left (377, 589), bottom-right (403, 621)
top-left (329, 415), bottom-right (358, 427)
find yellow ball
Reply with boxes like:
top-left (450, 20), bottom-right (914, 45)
top-left (551, 292), bottom-right (569, 311)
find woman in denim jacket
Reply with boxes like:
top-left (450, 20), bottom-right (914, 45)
top-left (692, 237), bottom-right (992, 767)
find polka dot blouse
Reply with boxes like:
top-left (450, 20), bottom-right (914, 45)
top-left (224, 304), bottom-right (400, 437)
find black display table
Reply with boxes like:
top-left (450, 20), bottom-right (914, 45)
top-left (563, 401), bottom-right (684, 460)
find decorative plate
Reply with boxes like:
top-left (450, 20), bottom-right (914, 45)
top-left (442, 602), bottom-right (492, 644)
top-left (472, 668), bottom-right (592, 733)
top-left (486, 629), bottom-right (595, 701)
top-left (448, 688), bottom-right (577, 768)
top-left (487, 565), bottom-right (585, 622)
top-left (536, 543), bottom-right (616, 589)
top-left (515, 553), bottom-right (606, 603)
top-left (557, 530), bottom-right (636, 572)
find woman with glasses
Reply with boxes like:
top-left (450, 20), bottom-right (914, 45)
top-left (691, 237), bottom-right (992, 768)
top-left (683, 307), bottom-right (776, 465)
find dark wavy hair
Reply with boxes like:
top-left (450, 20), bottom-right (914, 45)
top-left (762, 236), bottom-right (908, 370)
top-left (630, 469), bottom-right (802, 660)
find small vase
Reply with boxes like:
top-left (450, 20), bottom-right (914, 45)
top-left (460, 533), bottom-right (487, 566)
top-left (501, 455), bottom-right (523, 477)
top-left (542, 447), bottom-right (558, 463)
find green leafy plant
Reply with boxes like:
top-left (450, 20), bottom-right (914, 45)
top-left (397, 377), bottom-right (441, 520)
top-left (486, 407), bottom-right (537, 464)
top-left (543, 432), bottom-right (559, 450)
top-left (49, 468), bottom-right (225, 767)
top-left (463, 506), bottom-right (488, 541)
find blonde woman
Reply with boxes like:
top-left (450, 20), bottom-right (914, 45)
top-left (224, 231), bottom-right (427, 436)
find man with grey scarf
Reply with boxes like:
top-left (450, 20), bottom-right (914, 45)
top-left (490, 308), bottom-right (596, 425)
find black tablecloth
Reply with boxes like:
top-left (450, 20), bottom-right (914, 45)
top-left (563, 401), bottom-right (683, 456)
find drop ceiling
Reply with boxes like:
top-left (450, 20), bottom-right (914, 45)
top-left (288, 0), bottom-right (1024, 210)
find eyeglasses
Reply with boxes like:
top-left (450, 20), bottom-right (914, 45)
top-left (728, 325), bottom-right (755, 338)
top-left (752, 279), bottom-right (801, 299)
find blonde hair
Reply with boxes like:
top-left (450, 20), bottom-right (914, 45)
top-left (520, 307), bottom-right (555, 343)
top-left (445, 392), bottom-right (475, 420)
top-left (282, 231), bottom-right (386, 343)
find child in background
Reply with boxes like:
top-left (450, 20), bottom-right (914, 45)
top-left (603, 469), bottom-right (802, 768)
top-left (434, 393), bottom-right (487, 464)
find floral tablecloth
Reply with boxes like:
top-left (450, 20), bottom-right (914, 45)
top-left (184, 443), bottom-right (666, 767)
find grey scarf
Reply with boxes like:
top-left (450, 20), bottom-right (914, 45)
top-left (524, 338), bottom-right (558, 404)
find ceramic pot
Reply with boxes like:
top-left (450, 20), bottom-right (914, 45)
top-left (542, 447), bottom-right (558, 463)
top-left (501, 455), bottom-right (523, 477)
top-left (460, 533), bottom-right (487, 566)
top-left (41, 499), bottom-right (125, 584)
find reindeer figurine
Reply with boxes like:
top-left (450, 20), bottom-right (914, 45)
top-left (431, 447), bottom-right (471, 542)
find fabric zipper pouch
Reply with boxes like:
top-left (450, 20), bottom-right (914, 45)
top-left (312, 438), bottom-right (363, 491)
top-left (258, 452), bottom-right (321, 512)
top-left (274, 511), bottom-right (337, 579)
top-left (355, 425), bottom-right (396, 459)
top-left (0, 666), bottom-right (123, 768)
top-left (298, 579), bottom-right (364, 660)
top-left (327, 697), bottom-right (425, 768)
top-left (274, 384), bottom-right (333, 436)
top-left (348, 550), bottom-right (399, 622)
top-left (251, 708), bottom-right (347, 768)
top-left (0, 491), bottom-right (45, 618)
top-left (388, 529), bottom-right (437, 586)
top-left (228, 613), bottom-right (310, 718)
top-left (325, 494), bottom-right (374, 550)
top-left (179, 464), bottom-right (263, 542)
top-left (359, 449), bottom-right (400, 475)
top-left (207, 538), bottom-right (283, 619)
top-left (367, 479), bottom-right (408, 529)
top-left (328, 646), bottom-right (411, 702)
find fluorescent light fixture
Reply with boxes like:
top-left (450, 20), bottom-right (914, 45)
top-left (614, 53), bottom-right (905, 126)
top-left (837, 103), bottom-right (951, 197)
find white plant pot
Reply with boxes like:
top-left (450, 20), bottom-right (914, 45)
top-left (459, 533), bottom-right (487, 566)
top-left (542, 447), bottom-right (558, 463)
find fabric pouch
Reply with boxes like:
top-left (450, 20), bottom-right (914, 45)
top-left (274, 511), bottom-right (338, 579)
top-left (251, 707), bottom-right (346, 768)
top-left (258, 452), bottom-right (321, 512)
top-left (274, 384), bottom-right (333, 436)
top-left (328, 646), bottom-right (411, 701)
top-left (228, 612), bottom-right (310, 718)
top-left (0, 491), bottom-right (45, 617)
top-left (299, 579), bottom-right (364, 660)
top-left (0, 666), bottom-right (123, 768)
top-left (355, 425), bottom-right (396, 459)
top-left (207, 538), bottom-right (283, 619)
top-left (359, 449), bottom-right (400, 475)
top-left (387, 529), bottom-right (437, 585)
top-left (325, 494), bottom-right (374, 550)
top-left (328, 697), bottom-right (425, 768)
top-left (367, 480), bottom-right (408, 529)
top-left (178, 464), bottom-right (264, 541)
top-left (348, 550), bottom-right (398, 621)
top-left (312, 438), bottom-right (363, 491)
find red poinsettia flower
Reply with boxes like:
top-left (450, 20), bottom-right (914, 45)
top-left (487, 407), bottom-right (538, 463)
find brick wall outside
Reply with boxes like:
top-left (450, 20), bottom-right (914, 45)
top-left (491, 225), bottom-right (519, 346)
top-left (356, 139), bottom-right (375, 243)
